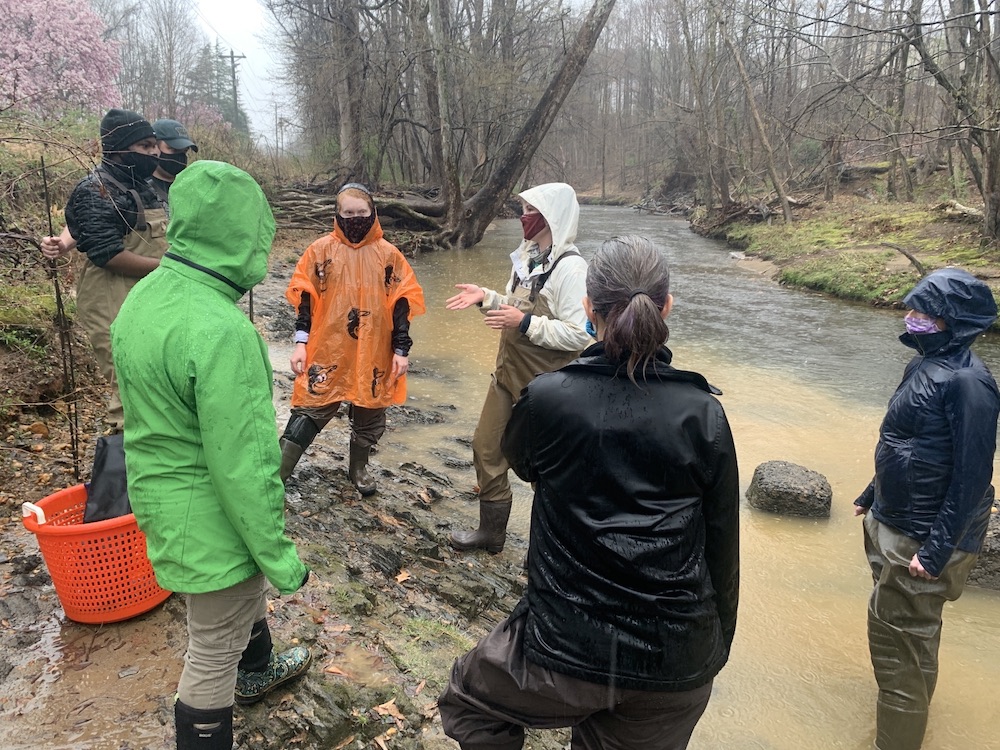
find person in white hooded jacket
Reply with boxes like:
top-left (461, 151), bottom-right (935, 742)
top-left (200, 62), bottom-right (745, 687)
top-left (446, 183), bottom-right (591, 552)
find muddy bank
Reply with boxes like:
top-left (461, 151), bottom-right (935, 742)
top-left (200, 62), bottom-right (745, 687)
top-left (0, 232), bottom-right (567, 750)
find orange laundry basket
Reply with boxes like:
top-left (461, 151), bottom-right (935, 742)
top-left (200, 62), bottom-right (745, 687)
top-left (21, 484), bottom-right (171, 624)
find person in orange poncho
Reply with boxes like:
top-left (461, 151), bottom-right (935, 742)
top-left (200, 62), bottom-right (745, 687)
top-left (279, 183), bottom-right (425, 494)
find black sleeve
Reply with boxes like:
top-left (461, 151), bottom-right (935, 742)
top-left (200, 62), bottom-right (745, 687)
top-left (501, 388), bottom-right (537, 483)
top-left (702, 406), bottom-right (740, 651)
top-left (391, 298), bottom-right (412, 355)
top-left (295, 292), bottom-right (312, 334)
top-left (65, 182), bottom-right (129, 268)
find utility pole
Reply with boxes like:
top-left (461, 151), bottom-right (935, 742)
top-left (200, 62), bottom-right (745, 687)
top-left (217, 48), bottom-right (247, 130)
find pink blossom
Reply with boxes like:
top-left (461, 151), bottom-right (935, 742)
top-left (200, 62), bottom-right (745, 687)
top-left (0, 0), bottom-right (121, 115)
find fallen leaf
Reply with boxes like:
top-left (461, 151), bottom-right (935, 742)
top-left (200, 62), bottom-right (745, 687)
top-left (414, 679), bottom-right (425, 696)
top-left (373, 699), bottom-right (406, 728)
top-left (333, 735), bottom-right (356, 750)
top-left (28, 422), bottom-right (49, 437)
top-left (394, 569), bottom-right (411, 584)
top-left (324, 663), bottom-right (349, 677)
top-left (325, 623), bottom-right (352, 634)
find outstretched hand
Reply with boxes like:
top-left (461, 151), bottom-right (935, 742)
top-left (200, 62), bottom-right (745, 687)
top-left (446, 284), bottom-right (485, 310)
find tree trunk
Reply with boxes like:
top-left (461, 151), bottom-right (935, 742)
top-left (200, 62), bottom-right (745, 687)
top-left (429, 0), bottom-right (463, 227)
top-left (436, 0), bottom-right (618, 248)
top-left (720, 16), bottom-right (794, 223)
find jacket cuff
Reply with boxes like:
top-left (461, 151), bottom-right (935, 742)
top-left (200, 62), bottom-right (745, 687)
top-left (294, 331), bottom-right (309, 344)
top-left (480, 288), bottom-right (500, 312)
top-left (519, 313), bottom-right (532, 335)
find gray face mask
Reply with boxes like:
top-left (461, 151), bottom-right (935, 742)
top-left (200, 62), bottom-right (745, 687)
top-left (527, 244), bottom-right (550, 262)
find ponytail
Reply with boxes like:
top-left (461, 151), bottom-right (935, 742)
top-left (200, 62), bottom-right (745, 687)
top-left (587, 236), bottom-right (670, 384)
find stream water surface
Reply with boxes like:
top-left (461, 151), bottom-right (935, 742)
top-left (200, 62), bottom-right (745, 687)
top-left (357, 206), bottom-right (1000, 750)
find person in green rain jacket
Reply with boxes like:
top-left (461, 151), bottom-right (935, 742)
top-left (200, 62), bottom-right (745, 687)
top-left (112, 160), bottom-right (311, 750)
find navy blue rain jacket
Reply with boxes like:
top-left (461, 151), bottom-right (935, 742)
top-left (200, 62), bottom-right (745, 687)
top-left (856, 268), bottom-right (999, 576)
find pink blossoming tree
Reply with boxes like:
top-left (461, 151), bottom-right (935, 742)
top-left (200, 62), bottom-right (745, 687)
top-left (0, 0), bottom-right (121, 115)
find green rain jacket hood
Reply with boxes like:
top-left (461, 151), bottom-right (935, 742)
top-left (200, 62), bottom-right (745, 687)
top-left (163, 159), bottom-right (274, 295)
top-left (111, 160), bottom-right (307, 595)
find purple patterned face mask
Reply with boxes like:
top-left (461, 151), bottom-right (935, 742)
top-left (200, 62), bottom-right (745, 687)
top-left (905, 314), bottom-right (941, 334)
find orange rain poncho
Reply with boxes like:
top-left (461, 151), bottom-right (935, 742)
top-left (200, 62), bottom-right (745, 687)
top-left (286, 217), bottom-right (425, 410)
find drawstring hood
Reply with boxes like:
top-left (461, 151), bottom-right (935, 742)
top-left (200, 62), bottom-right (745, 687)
top-left (899, 268), bottom-right (996, 356)
top-left (161, 160), bottom-right (275, 299)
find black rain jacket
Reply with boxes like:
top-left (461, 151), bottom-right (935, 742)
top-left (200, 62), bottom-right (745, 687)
top-left (65, 160), bottom-right (164, 268)
top-left (855, 268), bottom-right (999, 576)
top-left (501, 342), bottom-right (740, 692)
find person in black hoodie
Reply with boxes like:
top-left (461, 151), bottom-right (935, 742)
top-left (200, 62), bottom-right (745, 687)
top-left (438, 235), bottom-right (740, 750)
top-left (63, 108), bottom-right (169, 430)
top-left (854, 268), bottom-right (999, 750)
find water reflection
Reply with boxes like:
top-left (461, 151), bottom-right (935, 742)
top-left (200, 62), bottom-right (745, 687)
top-left (375, 207), bottom-right (1000, 750)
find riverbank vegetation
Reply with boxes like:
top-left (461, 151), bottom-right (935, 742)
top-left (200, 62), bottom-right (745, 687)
top-left (5, 0), bottom-right (1000, 417)
top-left (718, 188), bottom-right (1000, 306)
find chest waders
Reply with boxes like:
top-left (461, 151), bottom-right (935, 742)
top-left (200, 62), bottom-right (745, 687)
top-left (77, 186), bottom-right (168, 430)
top-left (451, 251), bottom-right (584, 554)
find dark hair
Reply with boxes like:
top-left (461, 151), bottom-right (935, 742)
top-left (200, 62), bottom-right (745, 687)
top-left (587, 235), bottom-right (670, 383)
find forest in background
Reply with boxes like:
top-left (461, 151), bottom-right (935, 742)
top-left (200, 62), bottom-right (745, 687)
top-left (2, 0), bottom-right (999, 244)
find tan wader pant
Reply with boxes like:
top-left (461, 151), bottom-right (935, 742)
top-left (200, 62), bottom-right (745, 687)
top-left (438, 613), bottom-right (714, 750)
top-left (863, 513), bottom-right (977, 750)
top-left (177, 574), bottom-right (267, 711)
top-left (472, 281), bottom-right (580, 505)
top-left (76, 209), bottom-right (168, 430)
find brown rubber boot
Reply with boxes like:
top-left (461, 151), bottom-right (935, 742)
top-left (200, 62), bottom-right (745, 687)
top-left (279, 437), bottom-right (305, 484)
top-left (450, 501), bottom-right (512, 553)
top-left (348, 441), bottom-right (377, 496)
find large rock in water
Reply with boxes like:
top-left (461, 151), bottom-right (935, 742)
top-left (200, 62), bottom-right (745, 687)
top-left (746, 460), bottom-right (832, 518)
top-left (968, 507), bottom-right (1000, 591)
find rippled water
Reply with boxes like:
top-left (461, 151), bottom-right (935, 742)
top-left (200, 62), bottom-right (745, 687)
top-left (368, 206), bottom-right (1000, 750)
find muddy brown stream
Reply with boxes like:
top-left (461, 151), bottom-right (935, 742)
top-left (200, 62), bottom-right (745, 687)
top-left (354, 207), bottom-right (1000, 749)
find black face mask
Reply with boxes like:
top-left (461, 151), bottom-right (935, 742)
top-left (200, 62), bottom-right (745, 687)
top-left (337, 213), bottom-right (376, 244)
top-left (157, 151), bottom-right (188, 177)
top-left (118, 151), bottom-right (159, 181)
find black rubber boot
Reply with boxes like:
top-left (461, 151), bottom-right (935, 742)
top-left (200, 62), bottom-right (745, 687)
top-left (174, 700), bottom-right (233, 750)
top-left (238, 619), bottom-right (273, 673)
top-left (348, 441), bottom-right (377, 496)
top-left (278, 438), bottom-right (305, 484)
top-left (450, 500), bottom-right (512, 554)
top-left (279, 413), bottom-right (323, 483)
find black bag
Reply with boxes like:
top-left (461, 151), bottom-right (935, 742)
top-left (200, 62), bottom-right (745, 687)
top-left (83, 433), bottom-right (132, 522)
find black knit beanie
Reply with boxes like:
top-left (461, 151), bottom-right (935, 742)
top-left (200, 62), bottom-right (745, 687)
top-left (100, 109), bottom-right (155, 153)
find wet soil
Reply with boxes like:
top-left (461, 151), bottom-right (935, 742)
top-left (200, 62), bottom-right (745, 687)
top-left (0, 230), bottom-right (565, 750)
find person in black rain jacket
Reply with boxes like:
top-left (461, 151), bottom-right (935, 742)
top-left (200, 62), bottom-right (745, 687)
top-left (855, 267), bottom-right (999, 750)
top-left (438, 235), bottom-right (740, 750)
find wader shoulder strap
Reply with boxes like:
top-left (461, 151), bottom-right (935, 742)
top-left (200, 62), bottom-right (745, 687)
top-left (97, 170), bottom-right (148, 231)
top-left (150, 179), bottom-right (169, 205)
top-left (529, 250), bottom-right (581, 303)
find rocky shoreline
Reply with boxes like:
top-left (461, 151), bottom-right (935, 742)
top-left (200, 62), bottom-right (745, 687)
top-left (0, 237), bottom-right (569, 750)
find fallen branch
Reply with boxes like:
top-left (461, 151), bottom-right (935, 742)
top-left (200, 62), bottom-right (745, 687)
top-left (933, 199), bottom-right (984, 222)
top-left (881, 242), bottom-right (926, 276)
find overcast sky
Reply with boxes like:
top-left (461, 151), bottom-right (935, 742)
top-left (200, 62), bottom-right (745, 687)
top-left (194, 0), bottom-right (284, 142)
